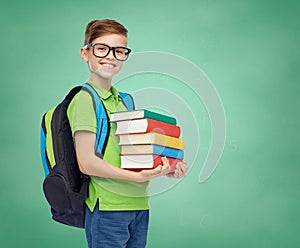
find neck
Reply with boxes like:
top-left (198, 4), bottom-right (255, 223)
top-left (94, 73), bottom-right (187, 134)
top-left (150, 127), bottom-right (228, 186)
top-left (89, 74), bottom-right (112, 91)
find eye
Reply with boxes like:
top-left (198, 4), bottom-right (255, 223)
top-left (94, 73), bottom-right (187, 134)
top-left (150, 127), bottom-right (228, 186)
top-left (115, 49), bottom-right (125, 54)
top-left (95, 44), bottom-right (108, 52)
top-left (97, 46), bottom-right (106, 51)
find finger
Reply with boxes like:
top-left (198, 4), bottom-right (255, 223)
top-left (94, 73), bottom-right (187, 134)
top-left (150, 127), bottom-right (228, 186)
top-left (161, 164), bottom-right (171, 175)
top-left (162, 156), bottom-right (170, 166)
top-left (174, 163), bottom-right (185, 178)
top-left (154, 165), bottom-right (164, 175)
top-left (182, 161), bottom-right (189, 169)
top-left (174, 169), bottom-right (180, 178)
top-left (177, 161), bottom-right (188, 173)
top-left (161, 161), bottom-right (171, 174)
top-left (181, 164), bottom-right (188, 174)
top-left (177, 166), bottom-right (183, 178)
top-left (167, 170), bottom-right (175, 178)
top-left (142, 165), bottom-right (162, 178)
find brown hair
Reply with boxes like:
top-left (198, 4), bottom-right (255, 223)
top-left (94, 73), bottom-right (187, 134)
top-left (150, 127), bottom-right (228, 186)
top-left (84, 19), bottom-right (128, 45)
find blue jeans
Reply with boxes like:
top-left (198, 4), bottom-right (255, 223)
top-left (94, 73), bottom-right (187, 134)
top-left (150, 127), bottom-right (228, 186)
top-left (85, 204), bottom-right (149, 248)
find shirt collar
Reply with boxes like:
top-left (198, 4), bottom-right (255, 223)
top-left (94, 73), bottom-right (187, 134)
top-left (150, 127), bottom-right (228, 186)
top-left (87, 81), bottom-right (121, 101)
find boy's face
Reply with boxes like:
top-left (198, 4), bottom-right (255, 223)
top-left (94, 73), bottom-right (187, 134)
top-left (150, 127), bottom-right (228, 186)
top-left (81, 34), bottom-right (127, 81)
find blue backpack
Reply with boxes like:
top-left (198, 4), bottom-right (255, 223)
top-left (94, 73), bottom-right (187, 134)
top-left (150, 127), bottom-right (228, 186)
top-left (40, 83), bottom-right (134, 228)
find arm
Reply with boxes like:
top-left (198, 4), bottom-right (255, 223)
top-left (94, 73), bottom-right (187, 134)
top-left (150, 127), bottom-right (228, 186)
top-left (74, 131), bottom-right (170, 183)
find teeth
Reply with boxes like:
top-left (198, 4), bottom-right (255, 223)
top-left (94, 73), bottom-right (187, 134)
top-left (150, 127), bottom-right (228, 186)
top-left (102, 63), bottom-right (114, 68)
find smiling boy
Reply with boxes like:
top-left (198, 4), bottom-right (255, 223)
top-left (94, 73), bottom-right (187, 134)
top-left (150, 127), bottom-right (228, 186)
top-left (67, 19), bottom-right (188, 248)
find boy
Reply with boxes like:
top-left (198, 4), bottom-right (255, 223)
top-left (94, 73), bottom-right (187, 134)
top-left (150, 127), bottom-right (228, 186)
top-left (67, 19), bottom-right (188, 248)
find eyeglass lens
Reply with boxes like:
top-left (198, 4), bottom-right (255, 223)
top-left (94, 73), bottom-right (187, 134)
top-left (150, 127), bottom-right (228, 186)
top-left (93, 44), bottom-right (130, 61)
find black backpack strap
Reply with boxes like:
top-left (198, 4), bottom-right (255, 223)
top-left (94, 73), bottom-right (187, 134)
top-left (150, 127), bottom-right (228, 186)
top-left (64, 86), bottom-right (83, 100)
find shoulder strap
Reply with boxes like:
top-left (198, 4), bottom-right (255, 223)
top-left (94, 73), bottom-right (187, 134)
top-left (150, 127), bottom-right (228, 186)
top-left (81, 83), bottom-right (109, 158)
top-left (80, 84), bottom-right (135, 158)
top-left (64, 86), bottom-right (83, 101)
top-left (40, 116), bottom-right (49, 177)
top-left (119, 92), bottom-right (135, 111)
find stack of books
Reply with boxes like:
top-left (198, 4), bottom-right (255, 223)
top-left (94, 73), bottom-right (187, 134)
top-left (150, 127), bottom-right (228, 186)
top-left (110, 109), bottom-right (186, 172)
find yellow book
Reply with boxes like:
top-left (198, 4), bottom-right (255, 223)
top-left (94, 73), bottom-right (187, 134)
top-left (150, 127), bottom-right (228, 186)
top-left (118, 132), bottom-right (186, 150)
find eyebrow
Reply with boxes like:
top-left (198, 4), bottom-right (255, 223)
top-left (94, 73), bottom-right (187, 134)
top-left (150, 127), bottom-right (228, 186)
top-left (95, 42), bottom-right (128, 47)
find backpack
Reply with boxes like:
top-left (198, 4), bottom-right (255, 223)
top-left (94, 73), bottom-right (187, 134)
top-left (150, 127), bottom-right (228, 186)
top-left (40, 83), bottom-right (134, 228)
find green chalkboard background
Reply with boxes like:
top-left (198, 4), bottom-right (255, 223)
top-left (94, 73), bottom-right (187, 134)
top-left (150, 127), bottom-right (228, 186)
top-left (1, 0), bottom-right (299, 247)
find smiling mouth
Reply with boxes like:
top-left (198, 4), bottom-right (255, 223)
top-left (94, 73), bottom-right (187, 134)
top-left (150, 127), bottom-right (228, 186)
top-left (100, 62), bottom-right (116, 68)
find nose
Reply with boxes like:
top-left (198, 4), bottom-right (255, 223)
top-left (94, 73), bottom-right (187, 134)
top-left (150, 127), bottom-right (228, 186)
top-left (106, 49), bottom-right (115, 60)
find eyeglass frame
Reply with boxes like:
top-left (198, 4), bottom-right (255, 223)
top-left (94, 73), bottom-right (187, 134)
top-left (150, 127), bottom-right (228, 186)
top-left (83, 43), bottom-right (132, 61)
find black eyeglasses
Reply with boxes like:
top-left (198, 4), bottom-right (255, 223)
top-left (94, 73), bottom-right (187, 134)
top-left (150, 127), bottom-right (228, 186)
top-left (84, 43), bottom-right (131, 61)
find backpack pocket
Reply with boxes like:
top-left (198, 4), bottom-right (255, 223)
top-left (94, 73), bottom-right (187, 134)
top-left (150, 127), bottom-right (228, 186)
top-left (43, 170), bottom-right (86, 228)
top-left (43, 172), bottom-right (71, 215)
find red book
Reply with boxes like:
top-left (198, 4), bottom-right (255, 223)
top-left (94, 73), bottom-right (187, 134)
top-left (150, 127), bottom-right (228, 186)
top-left (115, 118), bottom-right (180, 138)
top-left (121, 154), bottom-right (181, 172)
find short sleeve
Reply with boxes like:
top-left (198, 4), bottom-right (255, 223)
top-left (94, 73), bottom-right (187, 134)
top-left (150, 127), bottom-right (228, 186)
top-left (68, 90), bottom-right (97, 136)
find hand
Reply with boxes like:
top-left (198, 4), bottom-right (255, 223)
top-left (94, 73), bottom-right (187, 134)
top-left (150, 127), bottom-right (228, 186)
top-left (134, 157), bottom-right (171, 182)
top-left (166, 160), bottom-right (188, 179)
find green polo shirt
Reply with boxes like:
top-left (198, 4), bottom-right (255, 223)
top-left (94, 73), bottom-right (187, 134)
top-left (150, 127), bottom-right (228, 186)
top-left (67, 82), bottom-right (149, 211)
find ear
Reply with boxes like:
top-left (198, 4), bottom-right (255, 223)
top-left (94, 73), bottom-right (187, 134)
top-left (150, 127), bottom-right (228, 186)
top-left (80, 48), bottom-right (89, 62)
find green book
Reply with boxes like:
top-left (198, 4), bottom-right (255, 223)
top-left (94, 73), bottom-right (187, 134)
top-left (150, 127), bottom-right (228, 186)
top-left (110, 109), bottom-right (177, 125)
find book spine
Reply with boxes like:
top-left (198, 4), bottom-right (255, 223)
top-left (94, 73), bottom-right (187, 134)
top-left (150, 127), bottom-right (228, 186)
top-left (144, 110), bottom-right (177, 125)
top-left (120, 145), bottom-right (184, 159)
top-left (122, 155), bottom-right (179, 172)
top-left (146, 119), bottom-right (180, 138)
top-left (154, 133), bottom-right (186, 150)
top-left (153, 145), bottom-right (184, 160)
top-left (118, 133), bottom-right (186, 150)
